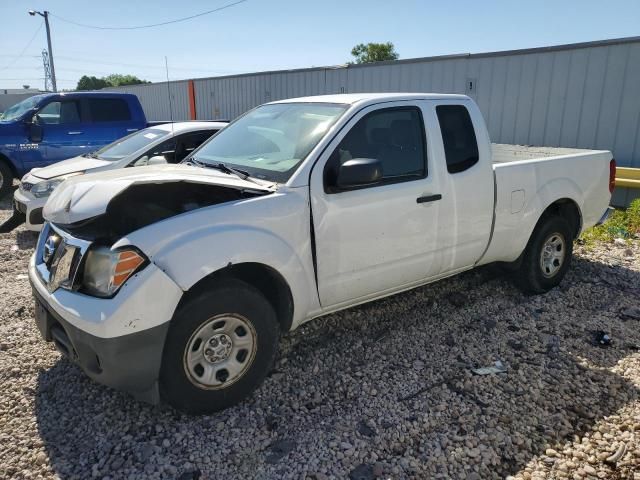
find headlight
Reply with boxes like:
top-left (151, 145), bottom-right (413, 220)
top-left (82, 247), bottom-right (147, 297)
top-left (30, 172), bottom-right (83, 198)
top-left (31, 178), bottom-right (65, 197)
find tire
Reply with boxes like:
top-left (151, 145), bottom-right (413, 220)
top-left (515, 215), bottom-right (573, 294)
top-left (160, 278), bottom-right (280, 414)
top-left (0, 161), bottom-right (13, 200)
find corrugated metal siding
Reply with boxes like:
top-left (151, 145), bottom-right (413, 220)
top-left (104, 81), bottom-right (190, 121)
top-left (108, 37), bottom-right (640, 206)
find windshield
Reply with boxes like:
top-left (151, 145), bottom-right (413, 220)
top-left (191, 103), bottom-right (348, 182)
top-left (0, 95), bottom-right (45, 122)
top-left (93, 128), bottom-right (169, 161)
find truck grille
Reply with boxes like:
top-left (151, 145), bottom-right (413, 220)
top-left (35, 223), bottom-right (91, 293)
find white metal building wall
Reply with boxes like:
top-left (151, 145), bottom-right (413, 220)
top-left (109, 37), bottom-right (640, 206)
top-left (104, 80), bottom-right (190, 121)
top-left (0, 93), bottom-right (39, 113)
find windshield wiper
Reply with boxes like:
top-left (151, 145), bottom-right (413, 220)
top-left (188, 158), bottom-right (250, 179)
top-left (184, 157), bottom-right (207, 168)
top-left (82, 152), bottom-right (100, 159)
top-left (185, 157), bottom-right (274, 188)
top-left (210, 162), bottom-right (252, 180)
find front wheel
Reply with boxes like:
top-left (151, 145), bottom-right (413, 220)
top-left (515, 215), bottom-right (573, 294)
top-left (160, 279), bottom-right (280, 414)
top-left (0, 161), bottom-right (13, 199)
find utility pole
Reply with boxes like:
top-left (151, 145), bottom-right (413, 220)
top-left (41, 50), bottom-right (52, 91)
top-left (29, 10), bottom-right (57, 92)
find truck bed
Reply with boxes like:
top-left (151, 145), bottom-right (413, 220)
top-left (492, 144), bottom-right (596, 164)
top-left (479, 143), bottom-right (613, 266)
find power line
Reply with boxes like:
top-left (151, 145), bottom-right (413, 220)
top-left (0, 77), bottom-right (74, 81)
top-left (50, 0), bottom-right (247, 30)
top-left (0, 22), bottom-right (44, 71)
top-left (0, 55), bottom-right (241, 75)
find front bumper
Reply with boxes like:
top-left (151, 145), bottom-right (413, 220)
top-left (13, 188), bottom-right (46, 232)
top-left (32, 287), bottom-right (170, 403)
top-left (28, 227), bottom-right (184, 403)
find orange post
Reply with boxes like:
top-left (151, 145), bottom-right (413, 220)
top-left (188, 80), bottom-right (197, 120)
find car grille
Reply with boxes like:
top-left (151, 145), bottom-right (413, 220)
top-left (20, 181), bottom-right (35, 192)
top-left (35, 223), bottom-right (91, 293)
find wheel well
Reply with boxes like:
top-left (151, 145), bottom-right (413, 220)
top-left (0, 154), bottom-right (18, 179)
top-left (180, 263), bottom-right (294, 333)
top-left (540, 198), bottom-right (582, 238)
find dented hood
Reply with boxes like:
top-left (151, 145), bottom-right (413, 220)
top-left (31, 155), bottom-right (112, 180)
top-left (43, 163), bottom-right (276, 225)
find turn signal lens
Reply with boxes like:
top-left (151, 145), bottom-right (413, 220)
top-left (83, 247), bottom-right (147, 297)
top-left (113, 250), bottom-right (145, 288)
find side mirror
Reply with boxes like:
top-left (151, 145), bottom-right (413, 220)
top-left (336, 158), bottom-right (383, 189)
top-left (29, 123), bottom-right (43, 143)
top-left (23, 108), bottom-right (38, 124)
top-left (147, 155), bottom-right (167, 165)
top-left (133, 155), bottom-right (166, 167)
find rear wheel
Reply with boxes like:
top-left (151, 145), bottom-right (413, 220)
top-left (0, 161), bottom-right (13, 199)
top-left (515, 215), bottom-right (573, 294)
top-left (160, 279), bottom-right (280, 414)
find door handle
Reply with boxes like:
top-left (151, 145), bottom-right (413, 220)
top-left (126, 128), bottom-right (138, 132)
top-left (416, 194), bottom-right (442, 204)
top-left (67, 131), bottom-right (83, 135)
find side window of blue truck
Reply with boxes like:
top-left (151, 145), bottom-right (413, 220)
top-left (36, 100), bottom-right (81, 124)
top-left (87, 98), bottom-right (131, 122)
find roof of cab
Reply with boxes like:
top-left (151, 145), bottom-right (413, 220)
top-left (31, 91), bottom-right (142, 102)
top-left (270, 92), bottom-right (470, 106)
top-left (58, 91), bottom-right (138, 98)
top-left (152, 121), bottom-right (228, 133)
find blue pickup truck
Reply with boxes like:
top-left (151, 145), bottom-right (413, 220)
top-left (0, 92), bottom-right (150, 198)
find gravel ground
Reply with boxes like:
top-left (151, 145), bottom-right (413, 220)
top-left (0, 193), bottom-right (639, 480)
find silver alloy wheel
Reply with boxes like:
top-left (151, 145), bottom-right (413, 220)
top-left (539, 232), bottom-right (566, 278)
top-left (183, 313), bottom-right (257, 390)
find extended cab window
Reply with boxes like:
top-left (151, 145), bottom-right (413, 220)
top-left (36, 101), bottom-right (80, 124)
top-left (325, 107), bottom-right (427, 191)
top-left (436, 105), bottom-right (479, 174)
top-left (87, 98), bottom-right (131, 122)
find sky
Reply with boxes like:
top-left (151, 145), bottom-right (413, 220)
top-left (1, 0), bottom-right (640, 91)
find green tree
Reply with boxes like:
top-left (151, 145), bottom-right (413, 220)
top-left (76, 75), bottom-right (110, 90)
top-left (103, 74), bottom-right (151, 87)
top-left (75, 73), bottom-right (150, 91)
top-left (350, 42), bottom-right (399, 64)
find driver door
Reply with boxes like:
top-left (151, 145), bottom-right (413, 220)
top-left (309, 102), bottom-right (448, 309)
top-left (34, 99), bottom-right (87, 168)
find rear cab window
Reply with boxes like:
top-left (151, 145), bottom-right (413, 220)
top-left (86, 98), bottom-right (132, 122)
top-left (436, 104), bottom-right (479, 173)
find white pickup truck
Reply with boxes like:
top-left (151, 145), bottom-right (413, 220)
top-left (28, 93), bottom-right (615, 413)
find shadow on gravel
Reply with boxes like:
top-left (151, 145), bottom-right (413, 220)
top-left (16, 230), bottom-right (38, 249)
top-left (33, 254), bottom-right (639, 479)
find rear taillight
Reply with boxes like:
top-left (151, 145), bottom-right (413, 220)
top-left (609, 158), bottom-right (616, 193)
